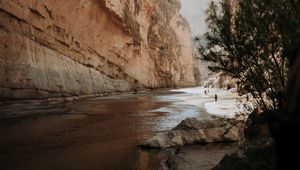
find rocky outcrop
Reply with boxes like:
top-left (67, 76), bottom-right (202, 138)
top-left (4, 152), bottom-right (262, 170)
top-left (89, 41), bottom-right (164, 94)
top-left (0, 0), bottom-right (195, 100)
top-left (141, 117), bottom-right (245, 148)
top-left (213, 139), bottom-right (275, 170)
top-left (204, 72), bottom-right (237, 89)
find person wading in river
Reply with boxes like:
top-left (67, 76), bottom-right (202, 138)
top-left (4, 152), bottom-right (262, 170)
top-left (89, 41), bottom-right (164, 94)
top-left (215, 94), bottom-right (218, 102)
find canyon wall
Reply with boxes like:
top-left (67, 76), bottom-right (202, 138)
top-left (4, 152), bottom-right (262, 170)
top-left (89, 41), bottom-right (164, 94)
top-left (0, 0), bottom-right (196, 100)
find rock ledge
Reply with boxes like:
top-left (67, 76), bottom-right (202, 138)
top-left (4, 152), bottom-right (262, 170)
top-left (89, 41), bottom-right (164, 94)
top-left (141, 117), bottom-right (245, 148)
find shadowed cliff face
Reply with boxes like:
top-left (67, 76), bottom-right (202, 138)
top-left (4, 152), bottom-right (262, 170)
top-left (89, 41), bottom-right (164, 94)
top-left (0, 0), bottom-right (196, 100)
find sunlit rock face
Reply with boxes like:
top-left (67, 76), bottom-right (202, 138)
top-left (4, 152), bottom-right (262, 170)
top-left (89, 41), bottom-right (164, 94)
top-left (0, 0), bottom-right (196, 99)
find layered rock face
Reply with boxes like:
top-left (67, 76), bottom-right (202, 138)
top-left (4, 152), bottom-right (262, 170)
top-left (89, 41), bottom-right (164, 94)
top-left (0, 0), bottom-right (195, 99)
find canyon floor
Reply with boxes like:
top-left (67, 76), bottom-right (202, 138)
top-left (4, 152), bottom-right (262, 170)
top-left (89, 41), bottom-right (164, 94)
top-left (0, 87), bottom-right (247, 170)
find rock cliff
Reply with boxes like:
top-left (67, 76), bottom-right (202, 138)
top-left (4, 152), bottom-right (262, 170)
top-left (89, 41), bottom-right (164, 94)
top-left (0, 0), bottom-right (196, 100)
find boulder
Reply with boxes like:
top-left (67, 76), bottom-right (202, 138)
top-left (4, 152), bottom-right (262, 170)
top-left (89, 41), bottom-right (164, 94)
top-left (143, 132), bottom-right (184, 148)
top-left (173, 117), bottom-right (227, 130)
top-left (141, 117), bottom-right (245, 148)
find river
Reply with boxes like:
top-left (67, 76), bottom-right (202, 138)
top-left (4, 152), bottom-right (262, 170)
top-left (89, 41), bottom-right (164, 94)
top-left (0, 87), bottom-right (241, 170)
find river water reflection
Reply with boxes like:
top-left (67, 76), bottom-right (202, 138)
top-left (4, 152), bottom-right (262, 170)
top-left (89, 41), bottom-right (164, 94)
top-left (0, 89), bottom-right (212, 170)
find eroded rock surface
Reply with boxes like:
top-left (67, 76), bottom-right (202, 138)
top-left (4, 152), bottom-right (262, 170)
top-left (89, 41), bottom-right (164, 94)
top-left (142, 117), bottom-right (245, 148)
top-left (0, 0), bottom-right (195, 99)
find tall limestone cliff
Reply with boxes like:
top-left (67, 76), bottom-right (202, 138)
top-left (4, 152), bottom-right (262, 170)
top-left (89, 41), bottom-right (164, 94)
top-left (0, 0), bottom-right (196, 100)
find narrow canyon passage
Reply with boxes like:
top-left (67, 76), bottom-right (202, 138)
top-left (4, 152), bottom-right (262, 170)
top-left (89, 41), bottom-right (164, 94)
top-left (1, 0), bottom-right (294, 169)
top-left (0, 87), bottom-right (239, 170)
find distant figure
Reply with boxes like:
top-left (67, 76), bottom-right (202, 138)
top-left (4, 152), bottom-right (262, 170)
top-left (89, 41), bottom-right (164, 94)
top-left (133, 88), bottom-right (138, 94)
top-left (204, 90), bottom-right (207, 95)
top-left (246, 94), bottom-right (249, 101)
top-left (215, 94), bottom-right (218, 102)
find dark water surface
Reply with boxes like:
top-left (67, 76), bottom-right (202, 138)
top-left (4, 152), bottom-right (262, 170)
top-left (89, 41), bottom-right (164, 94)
top-left (0, 91), bottom-right (211, 170)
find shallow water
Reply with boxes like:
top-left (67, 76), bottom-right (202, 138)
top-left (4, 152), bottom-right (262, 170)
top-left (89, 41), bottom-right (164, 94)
top-left (0, 90), bottom-right (212, 170)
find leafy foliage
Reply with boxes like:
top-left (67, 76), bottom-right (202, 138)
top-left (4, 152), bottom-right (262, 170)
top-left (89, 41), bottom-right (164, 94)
top-left (196, 0), bottom-right (300, 111)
